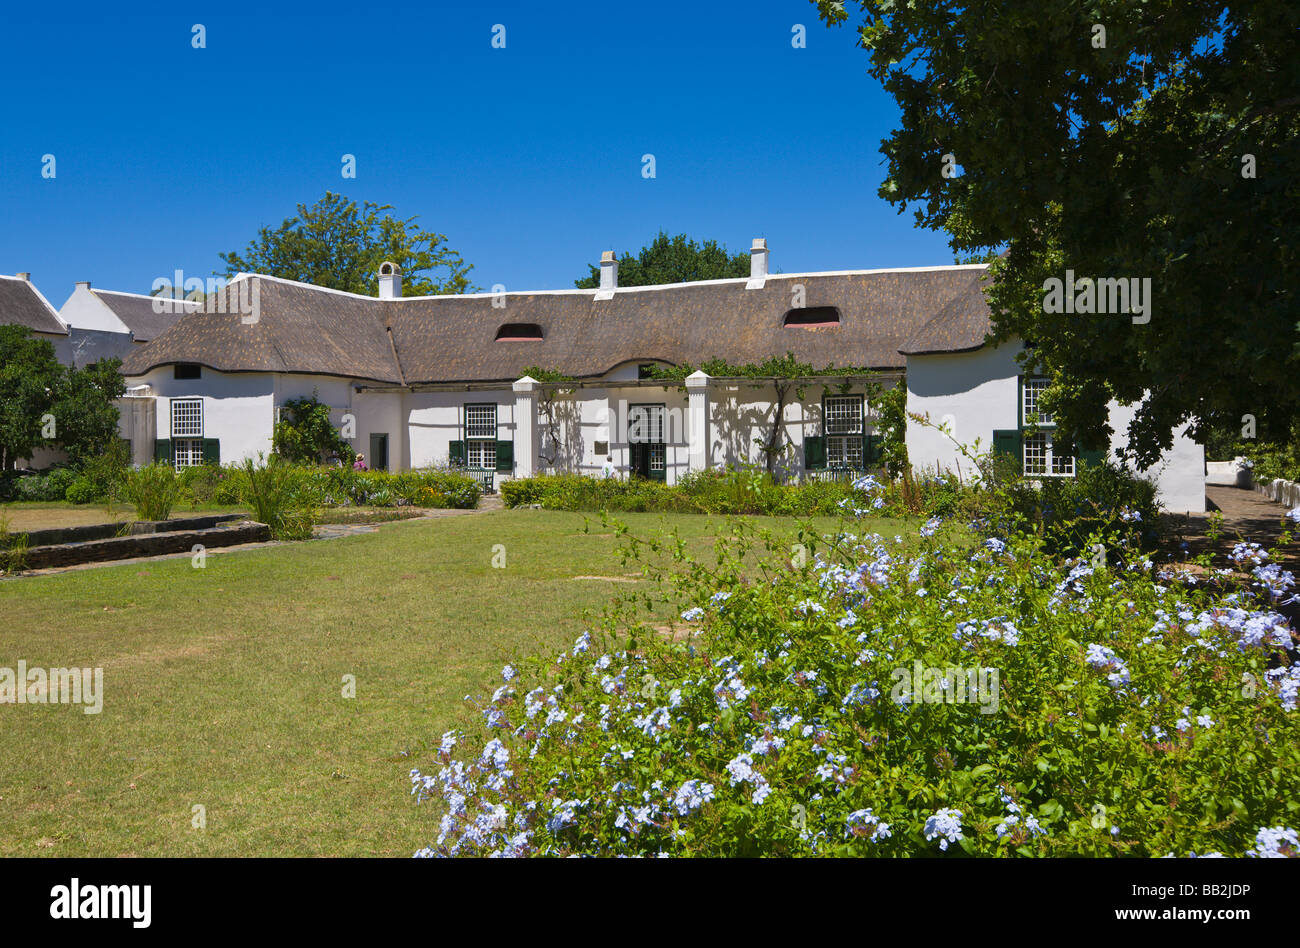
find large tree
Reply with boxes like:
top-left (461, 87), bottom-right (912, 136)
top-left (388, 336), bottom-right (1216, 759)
top-left (575, 232), bottom-right (751, 288)
top-left (220, 192), bottom-right (476, 296)
top-left (816, 0), bottom-right (1299, 465)
top-left (0, 326), bottom-right (123, 471)
top-left (0, 326), bottom-right (62, 471)
top-left (52, 357), bottom-right (126, 467)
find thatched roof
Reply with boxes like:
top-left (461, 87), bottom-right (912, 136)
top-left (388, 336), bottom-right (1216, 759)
top-left (93, 290), bottom-right (200, 342)
top-left (898, 266), bottom-right (997, 355)
top-left (0, 274), bottom-right (67, 336)
top-left (122, 264), bottom-right (994, 384)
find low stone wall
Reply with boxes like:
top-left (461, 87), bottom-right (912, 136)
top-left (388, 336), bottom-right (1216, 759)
top-left (1254, 477), bottom-right (1300, 510)
top-left (20, 520), bottom-right (271, 570)
top-left (1206, 460), bottom-right (1251, 488)
top-left (18, 514), bottom-right (243, 548)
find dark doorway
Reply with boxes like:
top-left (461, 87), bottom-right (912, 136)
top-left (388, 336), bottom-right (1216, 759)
top-left (627, 404), bottom-right (666, 481)
top-left (369, 432), bottom-right (389, 471)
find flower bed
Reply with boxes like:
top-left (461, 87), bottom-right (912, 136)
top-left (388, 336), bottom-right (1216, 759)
top-left (181, 464), bottom-right (480, 510)
top-left (501, 470), bottom-right (860, 516)
top-left (410, 488), bottom-right (1300, 857)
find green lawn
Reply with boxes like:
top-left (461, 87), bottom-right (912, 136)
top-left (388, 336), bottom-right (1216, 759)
top-left (0, 507), bottom-right (916, 856)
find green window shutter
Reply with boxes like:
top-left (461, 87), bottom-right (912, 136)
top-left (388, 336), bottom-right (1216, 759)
top-left (804, 435), bottom-right (826, 470)
top-left (649, 467), bottom-right (667, 482)
top-left (1079, 446), bottom-right (1107, 469)
top-left (992, 429), bottom-right (1021, 471)
top-left (202, 438), bottom-right (220, 465)
top-left (154, 439), bottom-right (172, 465)
top-left (866, 434), bottom-right (882, 465)
top-left (1016, 375), bottom-right (1025, 429)
top-left (448, 440), bottom-right (465, 466)
top-left (495, 440), bottom-right (514, 473)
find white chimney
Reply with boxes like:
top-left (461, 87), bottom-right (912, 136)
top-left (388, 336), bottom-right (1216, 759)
top-left (16, 272), bottom-right (31, 282)
top-left (378, 261), bottom-right (402, 299)
top-left (75, 280), bottom-right (91, 290)
top-left (595, 250), bottom-right (618, 300)
top-left (746, 238), bottom-right (768, 289)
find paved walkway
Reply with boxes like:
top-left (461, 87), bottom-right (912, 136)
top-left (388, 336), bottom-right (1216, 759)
top-left (1166, 486), bottom-right (1297, 557)
top-left (1162, 487), bottom-right (1298, 615)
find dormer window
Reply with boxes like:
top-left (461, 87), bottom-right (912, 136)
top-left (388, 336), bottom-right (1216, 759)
top-left (494, 323), bottom-right (543, 341)
top-left (783, 307), bottom-right (840, 328)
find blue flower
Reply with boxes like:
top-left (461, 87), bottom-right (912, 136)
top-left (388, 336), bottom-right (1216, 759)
top-left (924, 808), bottom-right (964, 850)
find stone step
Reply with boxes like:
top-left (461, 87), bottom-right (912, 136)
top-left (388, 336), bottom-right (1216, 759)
top-left (15, 513), bottom-right (245, 548)
top-left (16, 520), bottom-right (271, 570)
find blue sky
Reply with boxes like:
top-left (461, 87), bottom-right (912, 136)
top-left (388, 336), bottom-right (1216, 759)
top-left (0, 0), bottom-right (956, 301)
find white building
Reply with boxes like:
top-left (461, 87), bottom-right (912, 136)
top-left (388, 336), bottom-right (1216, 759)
top-left (118, 244), bottom-right (1205, 511)
top-left (900, 291), bottom-right (1205, 512)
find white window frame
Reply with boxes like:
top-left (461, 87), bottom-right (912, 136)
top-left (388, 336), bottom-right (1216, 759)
top-left (465, 403), bottom-right (498, 440)
top-left (1022, 378), bottom-right (1055, 427)
top-left (171, 398), bottom-right (203, 438)
top-left (464, 403), bottom-right (498, 471)
top-left (1021, 378), bottom-right (1074, 477)
top-left (827, 435), bottom-right (864, 469)
top-left (466, 440), bottom-right (497, 471)
top-left (1022, 432), bottom-right (1075, 478)
top-left (173, 438), bottom-right (205, 469)
top-left (825, 394), bottom-right (863, 436)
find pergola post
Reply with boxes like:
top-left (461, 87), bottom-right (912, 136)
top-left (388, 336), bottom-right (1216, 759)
top-left (686, 370), bottom-right (710, 473)
top-left (512, 376), bottom-right (538, 478)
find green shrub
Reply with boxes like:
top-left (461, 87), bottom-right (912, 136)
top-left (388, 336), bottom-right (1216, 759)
top-left (1004, 461), bottom-right (1160, 558)
top-left (177, 463), bottom-right (231, 508)
top-left (412, 487), bottom-right (1300, 858)
top-left (122, 463), bottom-right (181, 521)
top-left (63, 441), bottom-right (129, 505)
top-left (501, 478), bottom-right (547, 507)
top-left (12, 466), bottom-right (79, 502)
top-left (501, 471), bottom-right (858, 516)
top-left (239, 456), bottom-right (317, 541)
top-left (63, 475), bottom-right (100, 505)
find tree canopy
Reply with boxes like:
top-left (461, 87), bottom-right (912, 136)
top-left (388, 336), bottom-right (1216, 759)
top-left (272, 393), bottom-right (355, 465)
top-left (220, 192), bottom-right (476, 297)
top-left (817, 0), bottom-right (1299, 464)
top-left (0, 325), bottom-right (124, 471)
top-left (574, 232), bottom-right (751, 288)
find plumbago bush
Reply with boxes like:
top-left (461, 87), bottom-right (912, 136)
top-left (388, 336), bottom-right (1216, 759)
top-left (410, 481), bottom-right (1300, 857)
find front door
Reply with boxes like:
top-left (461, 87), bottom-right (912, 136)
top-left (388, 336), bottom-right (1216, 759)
top-left (627, 405), bottom-right (666, 481)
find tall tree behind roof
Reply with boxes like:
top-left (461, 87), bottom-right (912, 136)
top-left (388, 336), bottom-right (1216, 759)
top-left (219, 192), bottom-right (476, 297)
top-left (574, 232), bottom-right (750, 288)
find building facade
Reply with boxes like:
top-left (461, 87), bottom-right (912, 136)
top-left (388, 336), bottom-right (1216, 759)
top-left (115, 243), bottom-right (1206, 511)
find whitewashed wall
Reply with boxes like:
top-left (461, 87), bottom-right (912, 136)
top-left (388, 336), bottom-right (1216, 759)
top-left (133, 367), bottom-right (275, 465)
top-left (404, 390), bottom-right (516, 489)
top-left (904, 341), bottom-right (1206, 513)
top-left (1105, 403), bottom-right (1205, 513)
top-left (58, 285), bottom-right (131, 334)
top-left (906, 344), bottom-right (1021, 482)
